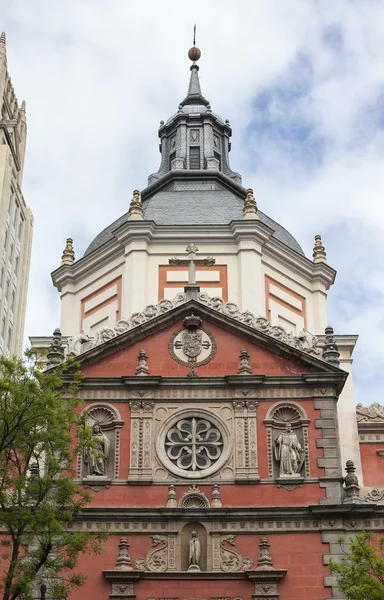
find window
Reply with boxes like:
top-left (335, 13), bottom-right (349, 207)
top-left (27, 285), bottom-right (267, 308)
top-left (5, 277), bottom-right (10, 299)
top-left (1, 315), bottom-right (6, 338)
top-left (18, 218), bottom-right (23, 241)
top-left (4, 227), bottom-right (9, 248)
top-left (14, 254), bottom-right (19, 275)
top-left (0, 262), bottom-right (4, 285)
top-left (214, 151), bottom-right (221, 170)
top-left (9, 243), bottom-right (13, 261)
top-left (169, 151), bottom-right (176, 170)
top-left (7, 325), bottom-right (12, 350)
top-left (10, 288), bottom-right (16, 311)
top-left (13, 202), bottom-right (18, 227)
top-left (189, 146), bottom-right (200, 170)
top-left (8, 189), bottom-right (13, 214)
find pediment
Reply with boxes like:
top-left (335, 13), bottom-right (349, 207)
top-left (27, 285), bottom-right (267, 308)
top-left (70, 294), bottom-right (344, 379)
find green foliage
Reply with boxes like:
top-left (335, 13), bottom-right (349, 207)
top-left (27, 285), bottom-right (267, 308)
top-left (0, 351), bottom-right (107, 600)
top-left (329, 531), bottom-right (384, 600)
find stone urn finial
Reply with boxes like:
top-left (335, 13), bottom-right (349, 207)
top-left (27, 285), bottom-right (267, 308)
top-left (313, 234), bottom-right (327, 264)
top-left (128, 189), bottom-right (144, 221)
top-left (136, 349), bottom-right (149, 376)
top-left (61, 238), bottom-right (75, 266)
top-left (238, 348), bottom-right (252, 375)
top-left (243, 188), bottom-right (259, 220)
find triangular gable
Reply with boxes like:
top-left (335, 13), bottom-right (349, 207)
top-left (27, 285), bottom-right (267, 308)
top-left (74, 298), bottom-right (341, 378)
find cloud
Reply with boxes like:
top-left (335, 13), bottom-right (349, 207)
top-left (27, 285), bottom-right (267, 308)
top-left (2, 0), bottom-right (384, 404)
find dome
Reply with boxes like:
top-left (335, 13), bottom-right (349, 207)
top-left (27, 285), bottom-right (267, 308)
top-left (84, 196), bottom-right (304, 256)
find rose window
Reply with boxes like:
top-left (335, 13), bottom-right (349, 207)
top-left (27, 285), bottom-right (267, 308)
top-left (165, 418), bottom-right (223, 471)
top-left (156, 410), bottom-right (231, 479)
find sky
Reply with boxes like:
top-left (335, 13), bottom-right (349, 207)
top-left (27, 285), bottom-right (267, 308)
top-left (2, 0), bottom-right (384, 405)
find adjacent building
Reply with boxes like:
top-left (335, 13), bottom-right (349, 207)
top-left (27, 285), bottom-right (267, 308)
top-left (0, 33), bottom-right (33, 357)
top-left (32, 43), bottom-right (384, 600)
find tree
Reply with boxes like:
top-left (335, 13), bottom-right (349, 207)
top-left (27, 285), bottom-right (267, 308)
top-left (0, 351), bottom-right (107, 600)
top-left (329, 531), bottom-right (384, 600)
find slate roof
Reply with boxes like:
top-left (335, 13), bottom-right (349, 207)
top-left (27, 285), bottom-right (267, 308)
top-left (84, 190), bottom-right (304, 256)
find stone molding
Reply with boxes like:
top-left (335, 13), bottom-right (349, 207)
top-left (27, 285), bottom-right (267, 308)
top-left (62, 513), bottom-right (384, 535)
top-left (232, 400), bottom-right (259, 482)
top-left (67, 292), bottom-right (325, 361)
top-left (128, 400), bottom-right (155, 483)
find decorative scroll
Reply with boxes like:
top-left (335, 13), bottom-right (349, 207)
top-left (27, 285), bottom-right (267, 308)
top-left (67, 292), bottom-right (323, 359)
top-left (197, 293), bottom-right (322, 357)
top-left (68, 294), bottom-right (187, 355)
top-left (356, 402), bottom-right (384, 422)
top-left (364, 488), bottom-right (384, 503)
top-left (220, 535), bottom-right (252, 572)
top-left (135, 536), bottom-right (168, 572)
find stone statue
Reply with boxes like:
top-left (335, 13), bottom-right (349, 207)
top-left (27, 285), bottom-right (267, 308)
top-left (188, 531), bottom-right (201, 571)
top-left (274, 423), bottom-right (304, 477)
top-left (83, 423), bottom-right (110, 477)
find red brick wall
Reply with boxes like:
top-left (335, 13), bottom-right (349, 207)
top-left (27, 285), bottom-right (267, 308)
top-left (360, 442), bottom-right (384, 486)
top-left (69, 532), bottom-right (328, 600)
top-left (82, 320), bottom-right (312, 378)
top-left (82, 481), bottom-right (325, 508)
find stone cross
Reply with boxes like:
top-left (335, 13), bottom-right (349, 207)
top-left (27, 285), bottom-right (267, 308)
top-left (169, 244), bottom-right (215, 298)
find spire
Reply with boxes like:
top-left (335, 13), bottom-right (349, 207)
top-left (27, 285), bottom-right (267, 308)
top-left (180, 26), bottom-right (209, 108)
top-left (0, 32), bottom-right (6, 62)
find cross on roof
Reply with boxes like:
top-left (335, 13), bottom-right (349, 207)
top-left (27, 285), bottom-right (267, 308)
top-left (169, 244), bottom-right (216, 298)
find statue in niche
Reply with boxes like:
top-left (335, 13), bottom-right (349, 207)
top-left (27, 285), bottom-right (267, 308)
top-left (274, 423), bottom-right (304, 477)
top-left (188, 531), bottom-right (201, 571)
top-left (83, 423), bottom-right (110, 477)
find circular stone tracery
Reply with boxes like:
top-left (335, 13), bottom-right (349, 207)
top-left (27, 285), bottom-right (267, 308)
top-left (156, 410), bottom-right (231, 479)
top-left (166, 417), bottom-right (223, 471)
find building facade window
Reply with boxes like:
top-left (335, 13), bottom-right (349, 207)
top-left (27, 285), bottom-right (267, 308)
top-left (1, 315), bottom-right (6, 339)
top-left (8, 188), bottom-right (14, 214)
top-left (189, 146), bottom-right (200, 170)
top-left (7, 325), bottom-right (12, 350)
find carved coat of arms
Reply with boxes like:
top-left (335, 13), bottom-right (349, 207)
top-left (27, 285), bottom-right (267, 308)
top-left (169, 314), bottom-right (216, 371)
top-left (182, 330), bottom-right (203, 359)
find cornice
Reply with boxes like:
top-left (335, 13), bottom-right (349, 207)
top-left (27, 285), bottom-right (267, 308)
top-left (52, 237), bottom-right (125, 290)
top-left (74, 503), bottom-right (381, 521)
top-left (262, 236), bottom-right (336, 290)
top-left (52, 219), bottom-right (335, 292)
top-left (141, 168), bottom-right (246, 200)
top-left (72, 299), bottom-right (345, 378)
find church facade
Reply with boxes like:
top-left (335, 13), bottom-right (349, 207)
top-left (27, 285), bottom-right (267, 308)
top-left (34, 44), bottom-right (384, 600)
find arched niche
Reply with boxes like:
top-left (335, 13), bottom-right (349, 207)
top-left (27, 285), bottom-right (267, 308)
top-left (78, 403), bottom-right (124, 482)
top-left (264, 402), bottom-right (310, 480)
top-left (179, 522), bottom-right (208, 572)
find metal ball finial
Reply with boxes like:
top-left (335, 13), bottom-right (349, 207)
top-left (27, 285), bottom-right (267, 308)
top-left (188, 24), bottom-right (201, 62)
top-left (188, 46), bottom-right (201, 61)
